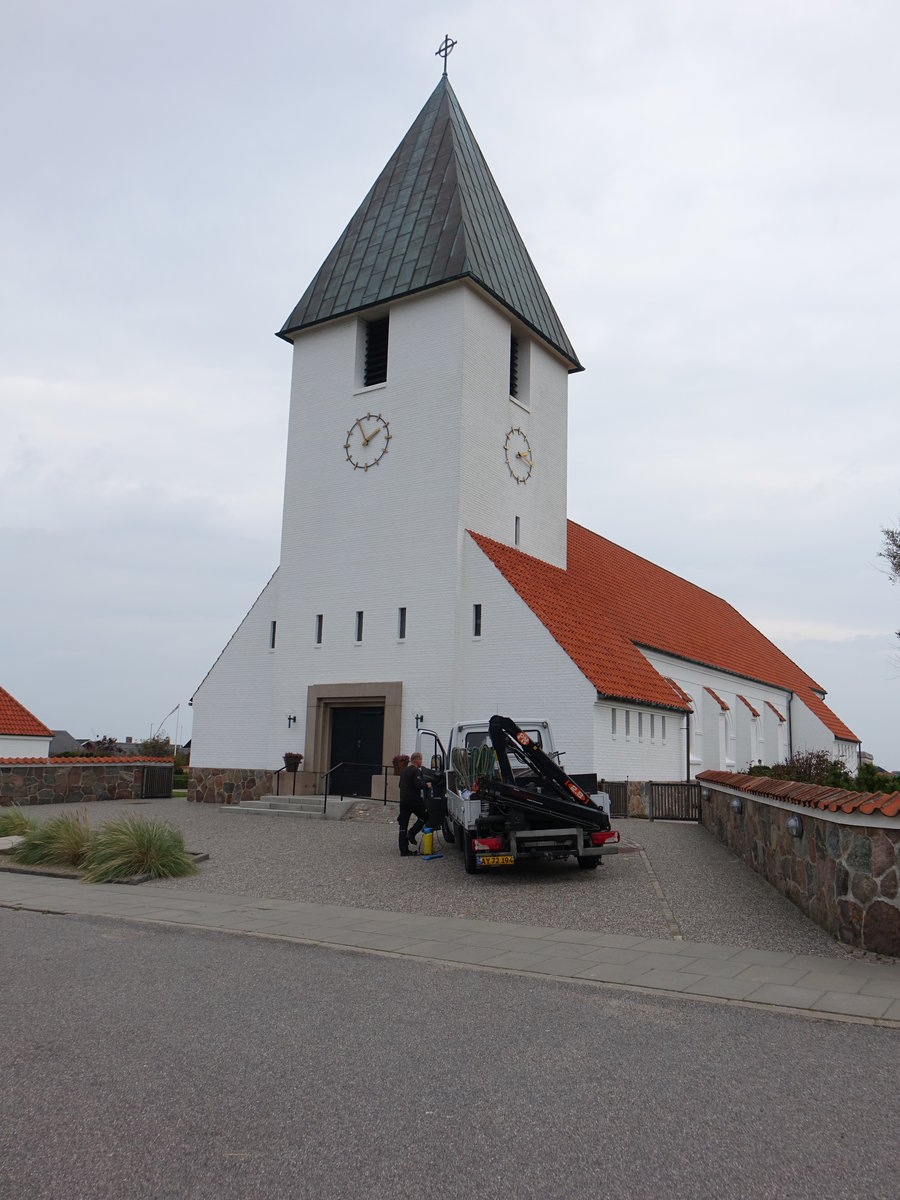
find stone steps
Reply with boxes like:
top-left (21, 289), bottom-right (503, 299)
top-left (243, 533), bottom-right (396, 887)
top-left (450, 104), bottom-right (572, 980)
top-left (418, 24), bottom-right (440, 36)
top-left (221, 796), bottom-right (357, 821)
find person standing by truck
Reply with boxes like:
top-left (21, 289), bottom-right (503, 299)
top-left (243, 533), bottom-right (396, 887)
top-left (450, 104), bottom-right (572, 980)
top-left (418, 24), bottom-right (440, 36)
top-left (398, 751), bottom-right (431, 856)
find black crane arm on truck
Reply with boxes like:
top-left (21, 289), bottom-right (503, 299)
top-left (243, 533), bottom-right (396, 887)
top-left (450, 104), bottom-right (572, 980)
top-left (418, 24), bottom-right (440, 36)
top-left (478, 714), bottom-right (611, 833)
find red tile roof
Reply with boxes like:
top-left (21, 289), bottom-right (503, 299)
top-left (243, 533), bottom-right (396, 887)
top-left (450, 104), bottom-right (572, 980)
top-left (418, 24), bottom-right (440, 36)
top-left (0, 686), bottom-right (53, 738)
top-left (765, 701), bottom-right (786, 723)
top-left (705, 687), bottom-right (729, 712)
top-left (469, 522), bottom-right (858, 742)
top-left (699, 770), bottom-right (900, 819)
top-left (0, 756), bottom-right (173, 765)
top-left (737, 694), bottom-right (760, 718)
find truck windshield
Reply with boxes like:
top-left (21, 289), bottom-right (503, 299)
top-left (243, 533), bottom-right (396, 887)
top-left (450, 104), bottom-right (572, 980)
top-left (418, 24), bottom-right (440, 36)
top-left (464, 729), bottom-right (543, 751)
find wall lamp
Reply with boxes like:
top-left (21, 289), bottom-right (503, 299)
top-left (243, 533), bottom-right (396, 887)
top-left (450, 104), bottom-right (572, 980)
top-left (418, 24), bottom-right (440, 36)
top-left (729, 796), bottom-right (743, 814)
top-left (700, 787), bottom-right (710, 802)
top-left (287, 714), bottom-right (297, 728)
top-left (415, 713), bottom-right (425, 730)
top-left (786, 814), bottom-right (803, 838)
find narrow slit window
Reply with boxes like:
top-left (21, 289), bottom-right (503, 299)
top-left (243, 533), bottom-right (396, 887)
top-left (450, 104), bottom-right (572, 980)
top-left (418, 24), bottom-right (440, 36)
top-left (473, 603), bottom-right (482, 638)
top-left (625, 711), bottom-right (631, 738)
top-left (514, 515), bottom-right (520, 546)
top-left (364, 316), bottom-right (389, 386)
top-left (398, 607), bottom-right (407, 640)
top-left (611, 708), bottom-right (617, 736)
top-left (315, 614), bottom-right (323, 645)
top-left (269, 620), bottom-right (277, 649)
top-left (355, 610), bottom-right (364, 642)
top-left (509, 334), bottom-right (519, 398)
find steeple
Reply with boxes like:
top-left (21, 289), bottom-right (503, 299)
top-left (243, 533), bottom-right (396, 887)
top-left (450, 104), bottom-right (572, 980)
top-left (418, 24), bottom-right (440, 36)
top-left (279, 76), bottom-right (582, 371)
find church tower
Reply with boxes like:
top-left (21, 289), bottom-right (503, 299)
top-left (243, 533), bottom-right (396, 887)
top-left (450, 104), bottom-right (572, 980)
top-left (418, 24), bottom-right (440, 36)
top-left (191, 71), bottom-right (582, 793)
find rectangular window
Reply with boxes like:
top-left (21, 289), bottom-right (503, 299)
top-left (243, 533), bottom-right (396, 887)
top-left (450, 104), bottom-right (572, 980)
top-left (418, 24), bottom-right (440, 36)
top-left (315, 614), bottom-right (323, 645)
top-left (355, 611), bottom-right (364, 642)
top-left (473, 603), bottom-right (482, 637)
top-left (661, 716), bottom-right (667, 742)
top-left (269, 620), bottom-right (276, 649)
top-left (611, 708), bottom-right (617, 737)
top-left (509, 334), bottom-right (519, 398)
top-left (638, 713), bottom-right (644, 740)
top-left (364, 316), bottom-right (389, 386)
top-left (625, 711), bottom-right (631, 738)
top-left (398, 607), bottom-right (407, 640)
top-left (650, 714), bottom-right (655, 741)
top-left (514, 516), bottom-right (520, 546)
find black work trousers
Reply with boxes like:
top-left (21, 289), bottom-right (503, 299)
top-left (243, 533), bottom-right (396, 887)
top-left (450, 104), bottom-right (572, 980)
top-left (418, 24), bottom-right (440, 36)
top-left (398, 797), bottom-right (428, 855)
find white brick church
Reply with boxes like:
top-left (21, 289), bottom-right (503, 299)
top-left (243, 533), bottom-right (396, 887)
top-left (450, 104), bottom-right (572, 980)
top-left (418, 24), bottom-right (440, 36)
top-left (189, 72), bottom-right (859, 802)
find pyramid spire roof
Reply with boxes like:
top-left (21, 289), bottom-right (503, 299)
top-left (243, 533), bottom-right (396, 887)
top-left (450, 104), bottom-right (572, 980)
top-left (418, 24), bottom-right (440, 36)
top-left (279, 76), bottom-right (581, 371)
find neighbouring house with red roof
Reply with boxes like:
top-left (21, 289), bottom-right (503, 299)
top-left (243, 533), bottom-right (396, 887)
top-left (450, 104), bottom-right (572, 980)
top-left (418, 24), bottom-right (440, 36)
top-left (0, 685), bottom-right (53, 759)
top-left (189, 71), bottom-right (860, 799)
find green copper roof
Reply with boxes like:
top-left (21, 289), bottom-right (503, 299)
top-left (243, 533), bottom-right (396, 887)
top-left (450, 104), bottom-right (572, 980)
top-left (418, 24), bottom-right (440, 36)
top-left (278, 76), bottom-right (582, 371)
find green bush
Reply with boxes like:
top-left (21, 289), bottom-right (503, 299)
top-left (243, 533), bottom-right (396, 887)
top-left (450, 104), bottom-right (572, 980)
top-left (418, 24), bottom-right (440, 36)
top-left (0, 806), bottom-right (39, 838)
top-left (11, 809), bottom-right (92, 867)
top-left (81, 815), bottom-right (198, 883)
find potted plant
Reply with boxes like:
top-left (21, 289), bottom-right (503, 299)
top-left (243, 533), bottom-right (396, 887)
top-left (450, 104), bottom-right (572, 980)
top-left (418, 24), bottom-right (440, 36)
top-left (283, 752), bottom-right (303, 772)
top-left (392, 753), bottom-right (409, 776)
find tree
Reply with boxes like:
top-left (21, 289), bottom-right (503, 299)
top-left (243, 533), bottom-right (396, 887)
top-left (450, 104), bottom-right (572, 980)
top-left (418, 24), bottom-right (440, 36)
top-left (138, 733), bottom-right (172, 757)
top-left (881, 521), bottom-right (900, 641)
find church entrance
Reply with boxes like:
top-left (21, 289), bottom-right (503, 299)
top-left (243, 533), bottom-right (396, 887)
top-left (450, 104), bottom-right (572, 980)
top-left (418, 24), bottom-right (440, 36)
top-left (329, 706), bottom-right (385, 798)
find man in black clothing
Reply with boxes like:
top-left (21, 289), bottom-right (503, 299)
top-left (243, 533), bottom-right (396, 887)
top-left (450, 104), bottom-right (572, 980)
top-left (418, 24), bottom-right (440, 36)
top-left (398, 752), bottom-right (431, 856)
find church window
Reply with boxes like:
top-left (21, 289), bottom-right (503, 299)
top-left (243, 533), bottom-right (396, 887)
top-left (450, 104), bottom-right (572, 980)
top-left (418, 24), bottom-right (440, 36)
top-left (661, 716), bottom-right (667, 742)
top-left (364, 316), bottom-right (389, 386)
top-left (509, 335), bottom-right (519, 398)
top-left (625, 711), bottom-right (631, 738)
top-left (638, 713), bottom-right (644, 740)
top-left (315, 614), bottom-right (323, 645)
top-left (355, 611), bottom-right (364, 642)
top-left (650, 714), bottom-right (655, 741)
top-left (611, 709), bottom-right (617, 737)
top-left (398, 607), bottom-right (407, 640)
top-left (473, 604), bottom-right (482, 637)
top-left (514, 516), bottom-right (520, 546)
top-left (269, 621), bottom-right (276, 650)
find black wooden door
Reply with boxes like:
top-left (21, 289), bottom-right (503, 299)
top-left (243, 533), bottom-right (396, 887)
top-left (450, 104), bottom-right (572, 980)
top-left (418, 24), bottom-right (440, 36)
top-left (329, 707), bottom-right (384, 797)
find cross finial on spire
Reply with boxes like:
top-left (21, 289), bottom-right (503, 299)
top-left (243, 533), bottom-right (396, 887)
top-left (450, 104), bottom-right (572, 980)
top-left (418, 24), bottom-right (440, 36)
top-left (435, 34), bottom-right (456, 76)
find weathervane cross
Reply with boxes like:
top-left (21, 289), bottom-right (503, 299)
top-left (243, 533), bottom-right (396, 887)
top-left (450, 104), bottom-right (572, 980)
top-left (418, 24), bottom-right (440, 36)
top-left (435, 34), bottom-right (456, 76)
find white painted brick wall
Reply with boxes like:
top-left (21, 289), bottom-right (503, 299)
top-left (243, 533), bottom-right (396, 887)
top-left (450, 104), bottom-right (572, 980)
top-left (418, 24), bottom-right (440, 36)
top-left (0, 735), bottom-right (51, 759)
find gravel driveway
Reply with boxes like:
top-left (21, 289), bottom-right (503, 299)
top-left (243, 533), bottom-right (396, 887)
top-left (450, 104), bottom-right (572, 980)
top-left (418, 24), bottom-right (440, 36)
top-left (12, 795), bottom-right (851, 958)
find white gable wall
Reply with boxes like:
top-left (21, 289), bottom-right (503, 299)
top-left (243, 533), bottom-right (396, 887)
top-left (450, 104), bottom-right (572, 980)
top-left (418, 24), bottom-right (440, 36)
top-left (592, 701), bottom-right (685, 782)
top-left (0, 734), bottom-right (51, 759)
top-left (190, 574), bottom-right (278, 768)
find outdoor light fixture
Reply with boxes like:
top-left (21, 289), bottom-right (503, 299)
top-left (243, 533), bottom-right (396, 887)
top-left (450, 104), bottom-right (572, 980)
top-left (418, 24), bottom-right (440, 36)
top-left (729, 796), bottom-right (743, 814)
top-left (786, 814), bottom-right (803, 838)
top-left (700, 787), bottom-right (710, 802)
top-left (415, 713), bottom-right (425, 730)
top-left (286, 714), bottom-right (297, 728)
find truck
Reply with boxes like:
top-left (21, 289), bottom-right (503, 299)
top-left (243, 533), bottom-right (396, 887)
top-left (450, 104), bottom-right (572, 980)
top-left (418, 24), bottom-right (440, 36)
top-left (416, 714), bottom-right (620, 873)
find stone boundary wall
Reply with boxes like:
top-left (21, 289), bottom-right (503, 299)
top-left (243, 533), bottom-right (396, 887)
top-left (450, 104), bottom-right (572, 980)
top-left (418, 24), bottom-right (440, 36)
top-left (189, 767), bottom-right (276, 806)
top-left (0, 762), bottom-right (163, 806)
top-left (700, 785), bottom-right (900, 957)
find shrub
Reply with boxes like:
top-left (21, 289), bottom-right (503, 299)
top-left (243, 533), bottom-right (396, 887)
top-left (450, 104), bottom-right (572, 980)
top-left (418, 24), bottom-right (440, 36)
top-left (81, 815), bottom-right (198, 883)
top-left (11, 809), bottom-right (92, 867)
top-left (0, 806), bottom-right (39, 838)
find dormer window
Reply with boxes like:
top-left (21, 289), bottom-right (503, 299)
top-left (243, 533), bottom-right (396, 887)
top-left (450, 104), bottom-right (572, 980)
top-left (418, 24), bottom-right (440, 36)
top-left (364, 316), bottom-right (389, 386)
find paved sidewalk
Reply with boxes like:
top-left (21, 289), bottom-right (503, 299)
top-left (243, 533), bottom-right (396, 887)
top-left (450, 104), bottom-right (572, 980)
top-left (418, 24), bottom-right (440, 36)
top-left (2, 872), bottom-right (899, 1025)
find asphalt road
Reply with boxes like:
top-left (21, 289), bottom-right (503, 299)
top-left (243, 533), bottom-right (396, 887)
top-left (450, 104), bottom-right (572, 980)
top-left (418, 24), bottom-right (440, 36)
top-left (2, 909), bottom-right (894, 1200)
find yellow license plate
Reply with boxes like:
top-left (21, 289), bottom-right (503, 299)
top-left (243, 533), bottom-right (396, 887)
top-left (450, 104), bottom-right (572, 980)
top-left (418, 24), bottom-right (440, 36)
top-left (477, 854), bottom-right (515, 867)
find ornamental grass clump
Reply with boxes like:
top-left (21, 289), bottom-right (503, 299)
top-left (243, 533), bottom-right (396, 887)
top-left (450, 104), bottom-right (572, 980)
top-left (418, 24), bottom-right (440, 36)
top-left (0, 806), bottom-right (39, 838)
top-left (81, 815), bottom-right (198, 883)
top-left (11, 809), bottom-right (92, 867)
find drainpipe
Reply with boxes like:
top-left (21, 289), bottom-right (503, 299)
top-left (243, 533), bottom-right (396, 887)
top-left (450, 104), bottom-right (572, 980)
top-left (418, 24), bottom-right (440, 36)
top-left (685, 710), bottom-right (691, 782)
top-left (787, 691), bottom-right (794, 761)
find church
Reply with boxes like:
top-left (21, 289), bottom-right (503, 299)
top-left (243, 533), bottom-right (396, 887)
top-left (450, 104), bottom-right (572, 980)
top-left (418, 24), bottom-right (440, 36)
top-left (189, 69), bottom-right (859, 803)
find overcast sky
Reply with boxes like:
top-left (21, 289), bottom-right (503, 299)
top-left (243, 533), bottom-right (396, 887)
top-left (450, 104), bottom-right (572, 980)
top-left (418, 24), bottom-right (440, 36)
top-left (2, 1), bottom-right (898, 766)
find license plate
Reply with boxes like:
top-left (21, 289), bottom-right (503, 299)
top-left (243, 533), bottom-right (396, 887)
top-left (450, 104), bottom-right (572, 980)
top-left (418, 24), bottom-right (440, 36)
top-left (477, 854), bottom-right (515, 867)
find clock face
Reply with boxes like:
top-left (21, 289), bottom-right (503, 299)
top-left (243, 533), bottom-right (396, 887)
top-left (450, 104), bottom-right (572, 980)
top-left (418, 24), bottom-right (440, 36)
top-left (504, 426), bottom-right (533, 484)
top-left (344, 412), bottom-right (391, 471)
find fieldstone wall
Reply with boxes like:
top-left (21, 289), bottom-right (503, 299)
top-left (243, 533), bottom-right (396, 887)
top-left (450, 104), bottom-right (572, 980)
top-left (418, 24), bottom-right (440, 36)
top-left (189, 767), bottom-right (275, 805)
top-left (0, 763), bottom-right (149, 806)
top-left (701, 787), bottom-right (900, 957)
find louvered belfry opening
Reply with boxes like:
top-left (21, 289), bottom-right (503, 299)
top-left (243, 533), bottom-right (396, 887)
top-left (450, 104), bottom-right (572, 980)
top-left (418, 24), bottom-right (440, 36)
top-left (364, 316), bottom-right (389, 386)
top-left (509, 334), bottom-right (519, 397)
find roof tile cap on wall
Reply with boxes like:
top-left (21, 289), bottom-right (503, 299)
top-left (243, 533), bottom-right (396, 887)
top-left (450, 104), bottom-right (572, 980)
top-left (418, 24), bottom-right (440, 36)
top-left (0, 756), bottom-right (175, 766)
top-left (697, 769), bottom-right (900, 820)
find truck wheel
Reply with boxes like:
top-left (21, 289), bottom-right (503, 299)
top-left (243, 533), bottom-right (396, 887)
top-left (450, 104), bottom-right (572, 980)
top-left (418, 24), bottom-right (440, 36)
top-left (576, 856), bottom-right (600, 869)
top-left (462, 830), bottom-right (478, 874)
top-left (442, 815), bottom-right (456, 845)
